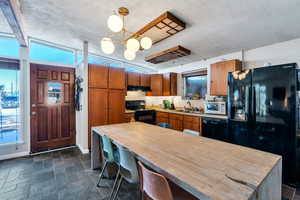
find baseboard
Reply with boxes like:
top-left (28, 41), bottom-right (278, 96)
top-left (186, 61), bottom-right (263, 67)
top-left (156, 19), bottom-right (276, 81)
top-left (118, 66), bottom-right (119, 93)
top-left (0, 151), bottom-right (29, 161)
top-left (77, 144), bottom-right (89, 154)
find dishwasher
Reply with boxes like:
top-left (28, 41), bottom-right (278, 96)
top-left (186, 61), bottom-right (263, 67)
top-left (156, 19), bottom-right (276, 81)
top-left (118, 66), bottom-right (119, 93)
top-left (202, 117), bottom-right (229, 142)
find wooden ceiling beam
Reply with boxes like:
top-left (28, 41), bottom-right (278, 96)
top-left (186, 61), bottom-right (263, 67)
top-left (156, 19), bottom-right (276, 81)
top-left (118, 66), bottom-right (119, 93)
top-left (0, 0), bottom-right (28, 47)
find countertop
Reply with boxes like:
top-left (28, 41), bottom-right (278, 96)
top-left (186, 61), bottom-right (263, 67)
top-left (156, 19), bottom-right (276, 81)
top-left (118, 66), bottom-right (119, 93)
top-left (125, 107), bottom-right (228, 119)
top-left (92, 122), bottom-right (282, 200)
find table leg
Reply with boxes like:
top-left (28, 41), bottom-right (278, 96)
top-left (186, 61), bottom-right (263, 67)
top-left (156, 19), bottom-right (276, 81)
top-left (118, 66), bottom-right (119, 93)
top-left (91, 130), bottom-right (101, 169)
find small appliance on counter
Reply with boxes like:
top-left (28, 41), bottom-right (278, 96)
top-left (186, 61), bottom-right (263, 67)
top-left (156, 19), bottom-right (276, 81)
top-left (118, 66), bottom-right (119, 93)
top-left (204, 95), bottom-right (226, 115)
top-left (125, 100), bottom-right (156, 124)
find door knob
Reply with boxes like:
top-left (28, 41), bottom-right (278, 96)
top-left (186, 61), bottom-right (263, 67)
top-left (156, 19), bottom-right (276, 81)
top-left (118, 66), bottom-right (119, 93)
top-left (32, 112), bottom-right (37, 115)
top-left (32, 104), bottom-right (36, 107)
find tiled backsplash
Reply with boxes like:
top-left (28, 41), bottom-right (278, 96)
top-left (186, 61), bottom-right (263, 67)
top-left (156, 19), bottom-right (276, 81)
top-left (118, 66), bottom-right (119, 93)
top-left (126, 91), bottom-right (205, 109)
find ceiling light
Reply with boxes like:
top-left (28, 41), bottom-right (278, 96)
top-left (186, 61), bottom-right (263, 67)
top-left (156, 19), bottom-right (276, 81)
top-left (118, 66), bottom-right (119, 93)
top-left (124, 49), bottom-right (136, 60)
top-left (101, 7), bottom-right (153, 60)
top-left (107, 15), bottom-right (123, 32)
top-left (126, 38), bottom-right (140, 52)
top-left (140, 37), bottom-right (152, 50)
top-left (101, 38), bottom-right (115, 54)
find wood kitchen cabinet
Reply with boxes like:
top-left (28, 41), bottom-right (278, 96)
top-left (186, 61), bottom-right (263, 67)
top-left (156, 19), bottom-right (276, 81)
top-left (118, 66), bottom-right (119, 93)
top-left (127, 72), bottom-right (140, 86)
top-left (163, 73), bottom-right (177, 96)
top-left (124, 113), bottom-right (135, 123)
top-left (88, 65), bottom-right (108, 88)
top-left (88, 88), bottom-right (108, 148)
top-left (108, 67), bottom-right (126, 89)
top-left (169, 113), bottom-right (183, 131)
top-left (183, 115), bottom-right (201, 132)
top-left (150, 74), bottom-right (163, 96)
top-left (140, 73), bottom-right (151, 87)
top-left (210, 59), bottom-right (242, 96)
top-left (108, 90), bottom-right (125, 124)
top-left (88, 64), bottom-right (126, 148)
top-left (156, 111), bottom-right (169, 124)
top-left (149, 73), bottom-right (177, 96)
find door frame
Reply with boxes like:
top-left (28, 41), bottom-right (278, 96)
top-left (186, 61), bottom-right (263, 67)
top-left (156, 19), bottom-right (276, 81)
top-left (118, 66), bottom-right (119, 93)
top-left (30, 63), bottom-right (76, 153)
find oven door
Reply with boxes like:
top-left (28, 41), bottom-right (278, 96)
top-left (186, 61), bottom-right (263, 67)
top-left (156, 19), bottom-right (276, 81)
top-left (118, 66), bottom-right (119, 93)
top-left (134, 110), bottom-right (156, 124)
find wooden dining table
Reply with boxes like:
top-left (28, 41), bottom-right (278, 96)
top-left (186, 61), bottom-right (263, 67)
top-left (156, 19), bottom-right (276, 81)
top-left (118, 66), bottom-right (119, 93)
top-left (91, 122), bottom-right (282, 200)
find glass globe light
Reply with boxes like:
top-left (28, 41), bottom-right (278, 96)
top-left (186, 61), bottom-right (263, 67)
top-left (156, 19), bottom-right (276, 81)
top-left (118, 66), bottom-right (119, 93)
top-left (107, 15), bottom-right (123, 32)
top-left (124, 49), bottom-right (136, 60)
top-left (101, 38), bottom-right (115, 54)
top-left (126, 38), bottom-right (140, 52)
top-left (140, 37), bottom-right (152, 49)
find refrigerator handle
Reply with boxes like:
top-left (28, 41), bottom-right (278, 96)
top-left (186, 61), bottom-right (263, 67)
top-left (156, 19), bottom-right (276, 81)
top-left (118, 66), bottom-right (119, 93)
top-left (252, 86), bottom-right (256, 123)
top-left (247, 86), bottom-right (251, 122)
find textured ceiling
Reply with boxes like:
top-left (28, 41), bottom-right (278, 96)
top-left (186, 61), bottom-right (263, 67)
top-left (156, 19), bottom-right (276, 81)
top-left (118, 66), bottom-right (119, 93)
top-left (0, 10), bottom-right (12, 33)
top-left (1, 0), bottom-right (300, 70)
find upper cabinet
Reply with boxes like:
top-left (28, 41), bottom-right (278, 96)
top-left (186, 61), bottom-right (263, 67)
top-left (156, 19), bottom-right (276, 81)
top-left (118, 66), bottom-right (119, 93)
top-left (210, 59), bottom-right (242, 96)
top-left (108, 67), bottom-right (126, 89)
top-left (127, 72), bottom-right (141, 86)
top-left (148, 73), bottom-right (177, 96)
top-left (150, 74), bottom-right (163, 96)
top-left (88, 64), bottom-right (108, 88)
top-left (163, 73), bottom-right (177, 96)
top-left (140, 73), bottom-right (151, 87)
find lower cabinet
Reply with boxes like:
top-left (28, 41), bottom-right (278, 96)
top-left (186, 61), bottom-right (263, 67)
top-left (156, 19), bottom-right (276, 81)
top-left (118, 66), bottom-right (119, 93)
top-left (124, 113), bottom-right (135, 123)
top-left (183, 115), bottom-right (201, 133)
top-left (156, 111), bottom-right (169, 124)
top-left (169, 113), bottom-right (183, 131)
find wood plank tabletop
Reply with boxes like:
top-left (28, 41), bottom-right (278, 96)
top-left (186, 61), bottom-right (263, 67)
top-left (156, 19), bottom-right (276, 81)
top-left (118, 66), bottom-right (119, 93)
top-left (92, 122), bottom-right (282, 200)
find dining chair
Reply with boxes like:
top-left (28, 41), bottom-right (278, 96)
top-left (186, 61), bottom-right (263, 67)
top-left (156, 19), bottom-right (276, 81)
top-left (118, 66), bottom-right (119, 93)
top-left (282, 184), bottom-right (296, 200)
top-left (183, 129), bottom-right (200, 136)
top-left (109, 143), bottom-right (139, 200)
top-left (158, 122), bottom-right (172, 129)
top-left (138, 161), bottom-right (198, 200)
top-left (96, 135), bottom-right (119, 187)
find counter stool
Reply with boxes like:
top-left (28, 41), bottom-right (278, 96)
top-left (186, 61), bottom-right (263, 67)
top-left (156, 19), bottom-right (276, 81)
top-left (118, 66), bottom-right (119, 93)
top-left (158, 122), bottom-right (172, 129)
top-left (183, 129), bottom-right (200, 136)
top-left (96, 135), bottom-right (119, 187)
top-left (138, 161), bottom-right (198, 200)
top-left (109, 143), bottom-right (139, 200)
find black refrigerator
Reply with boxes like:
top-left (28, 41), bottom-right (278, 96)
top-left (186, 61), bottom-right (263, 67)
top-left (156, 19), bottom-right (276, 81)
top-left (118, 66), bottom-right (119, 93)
top-left (227, 63), bottom-right (300, 185)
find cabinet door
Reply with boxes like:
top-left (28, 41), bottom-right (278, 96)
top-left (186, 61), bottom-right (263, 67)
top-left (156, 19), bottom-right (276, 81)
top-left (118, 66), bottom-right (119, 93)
top-left (170, 73), bottom-right (177, 96)
top-left (169, 119), bottom-right (183, 131)
top-left (183, 115), bottom-right (200, 132)
top-left (163, 73), bottom-right (177, 96)
top-left (88, 65), bottom-right (108, 88)
top-left (127, 72), bottom-right (140, 86)
top-left (151, 74), bottom-right (163, 96)
top-left (108, 67), bottom-right (126, 89)
top-left (210, 60), bottom-right (242, 96)
top-left (124, 113), bottom-right (135, 123)
top-left (88, 88), bottom-right (108, 148)
top-left (108, 89), bottom-right (125, 124)
top-left (169, 113), bottom-right (183, 131)
top-left (140, 74), bottom-right (151, 87)
top-left (156, 117), bottom-right (169, 124)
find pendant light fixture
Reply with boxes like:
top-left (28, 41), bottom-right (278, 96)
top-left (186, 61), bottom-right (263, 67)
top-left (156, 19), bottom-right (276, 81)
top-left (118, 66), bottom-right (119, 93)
top-left (101, 7), bottom-right (153, 61)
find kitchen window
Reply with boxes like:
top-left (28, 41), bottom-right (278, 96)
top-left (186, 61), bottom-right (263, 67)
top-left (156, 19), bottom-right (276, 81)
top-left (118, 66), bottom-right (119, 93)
top-left (183, 70), bottom-right (207, 100)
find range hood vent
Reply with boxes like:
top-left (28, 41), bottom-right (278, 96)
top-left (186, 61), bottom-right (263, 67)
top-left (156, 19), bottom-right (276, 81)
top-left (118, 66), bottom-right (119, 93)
top-left (127, 85), bottom-right (151, 92)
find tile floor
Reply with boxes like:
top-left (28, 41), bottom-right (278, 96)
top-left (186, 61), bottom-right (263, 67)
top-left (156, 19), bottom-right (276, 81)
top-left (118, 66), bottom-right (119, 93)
top-left (0, 148), bottom-right (138, 200)
top-left (0, 147), bottom-right (299, 200)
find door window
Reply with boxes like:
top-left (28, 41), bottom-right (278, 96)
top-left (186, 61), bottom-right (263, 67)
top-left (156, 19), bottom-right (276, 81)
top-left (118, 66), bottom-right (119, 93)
top-left (47, 82), bottom-right (62, 105)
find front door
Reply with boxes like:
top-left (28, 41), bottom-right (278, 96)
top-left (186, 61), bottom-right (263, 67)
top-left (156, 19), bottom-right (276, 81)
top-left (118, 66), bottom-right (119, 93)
top-left (30, 63), bottom-right (75, 153)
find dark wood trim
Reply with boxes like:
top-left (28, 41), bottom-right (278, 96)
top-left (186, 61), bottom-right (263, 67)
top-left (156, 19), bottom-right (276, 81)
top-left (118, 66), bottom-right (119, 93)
top-left (145, 46), bottom-right (191, 64)
top-left (0, 0), bottom-right (28, 47)
top-left (127, 11), bottom-right (186, 45)
top-left (182, 70), bottom-right (207, 77)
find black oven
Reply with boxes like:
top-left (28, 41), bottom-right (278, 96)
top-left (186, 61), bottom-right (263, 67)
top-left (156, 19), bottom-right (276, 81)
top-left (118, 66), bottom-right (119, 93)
top-left (135, 110), bottom-right (156, 125)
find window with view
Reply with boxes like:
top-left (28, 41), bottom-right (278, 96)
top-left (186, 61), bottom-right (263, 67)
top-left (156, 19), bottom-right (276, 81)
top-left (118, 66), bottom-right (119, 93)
top-left (184, 71), bottom-right (207, 100)
top-left (30, 41), bottom-right (75, 65)
top-left (0, 61), bottom-right (21, 144)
